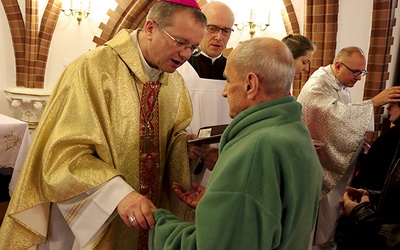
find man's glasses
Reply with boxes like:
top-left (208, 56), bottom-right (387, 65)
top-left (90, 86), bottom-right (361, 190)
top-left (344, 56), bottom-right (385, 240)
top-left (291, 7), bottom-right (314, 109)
top-left (340, 62), bottom-right (368, 77)
top-left (154, 21), bottom-right (202, 56)
top-left (207, 25), bottom-right (234, 36)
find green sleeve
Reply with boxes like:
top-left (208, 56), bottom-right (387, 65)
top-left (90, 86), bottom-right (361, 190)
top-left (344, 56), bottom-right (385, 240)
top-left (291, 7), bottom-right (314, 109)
top-left (149, 209), bottom-right (197, 249)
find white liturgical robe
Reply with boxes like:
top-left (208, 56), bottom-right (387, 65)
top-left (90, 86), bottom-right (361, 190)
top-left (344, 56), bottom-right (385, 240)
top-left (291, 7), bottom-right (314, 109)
top-left (297, 65), bottom-right (374, 249)
top-left (178, 62), bottom-right (232, 186)
top-left (178, 62), bottom-right (231, 135)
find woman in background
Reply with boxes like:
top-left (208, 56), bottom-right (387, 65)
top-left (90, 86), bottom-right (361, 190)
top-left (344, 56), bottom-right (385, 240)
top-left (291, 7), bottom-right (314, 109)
top-left (281, 34), bottom-right (316, 78)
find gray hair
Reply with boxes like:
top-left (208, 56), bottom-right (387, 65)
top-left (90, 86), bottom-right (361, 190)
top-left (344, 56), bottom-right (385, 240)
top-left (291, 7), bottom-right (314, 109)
top-left (148, 1), bottom-right (207, 28)
top-left (231, 38), bottom-right (295, 95)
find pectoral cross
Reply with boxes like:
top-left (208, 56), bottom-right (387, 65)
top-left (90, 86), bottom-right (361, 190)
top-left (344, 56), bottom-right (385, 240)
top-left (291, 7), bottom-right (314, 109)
top-left (141, 125), bottom-right (154, 154)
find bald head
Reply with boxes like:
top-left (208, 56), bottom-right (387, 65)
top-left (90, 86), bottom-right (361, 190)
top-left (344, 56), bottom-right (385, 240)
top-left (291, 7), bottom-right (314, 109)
top-left (202, 1), bottom-right (234, 19)
top-left (199, 1), bottom-right (235, 58)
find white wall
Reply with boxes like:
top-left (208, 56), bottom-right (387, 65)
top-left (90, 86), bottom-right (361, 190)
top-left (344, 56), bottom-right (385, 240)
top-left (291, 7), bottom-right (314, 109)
top-left (0, 0), bottom-right (399, 116)
top-left (0, 1), bottom-right (16, 117)
top-left (337, 0), bottom-right (373, 102)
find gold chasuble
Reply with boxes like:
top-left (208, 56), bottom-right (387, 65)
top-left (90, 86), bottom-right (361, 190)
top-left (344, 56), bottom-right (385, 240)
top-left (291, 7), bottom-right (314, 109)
top-left (0, 29), bottom-right (193, 250)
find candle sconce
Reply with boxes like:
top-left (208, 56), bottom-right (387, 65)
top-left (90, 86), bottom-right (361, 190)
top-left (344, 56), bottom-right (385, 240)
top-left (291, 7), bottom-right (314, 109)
top-left (234, 9), bottom-right (270, 39)
top-left (234, 21), bottom-right (270, 39)
top-left (61, 0), bottom-right (91, 25)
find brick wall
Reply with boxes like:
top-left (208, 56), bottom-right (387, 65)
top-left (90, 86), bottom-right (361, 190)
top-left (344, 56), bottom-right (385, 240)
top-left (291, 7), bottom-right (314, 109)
top-left (365, 0), bottom-right (398, 143)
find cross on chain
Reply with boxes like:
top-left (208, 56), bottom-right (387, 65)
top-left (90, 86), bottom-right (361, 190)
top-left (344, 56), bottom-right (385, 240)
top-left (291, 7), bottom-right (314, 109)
top-left (141, 124), bottom-right (154, 153)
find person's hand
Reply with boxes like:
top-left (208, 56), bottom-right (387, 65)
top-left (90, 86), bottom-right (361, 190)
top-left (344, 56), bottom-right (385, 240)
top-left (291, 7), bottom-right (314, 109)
top-left (203, 147), bottom-right (219, 171)
top-left (339, 186), bottom-right (370, 216)
top-left (173, 181), bottom-right (206, 209)
top-left (187, 134), bottom-right (209, 160)
top-left (371, 86), bottom-right (400, 107)
top-left (117, 191), bottom-right (157, 229)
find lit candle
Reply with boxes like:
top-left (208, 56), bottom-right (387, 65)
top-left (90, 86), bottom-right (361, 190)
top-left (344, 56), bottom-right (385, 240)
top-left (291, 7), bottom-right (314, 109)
top-left (268, 10), bottom-right (270, 24)
top-left (87, 0), bottom-right (91, 13)
top-left (249, 8), bottom-right (253, 22)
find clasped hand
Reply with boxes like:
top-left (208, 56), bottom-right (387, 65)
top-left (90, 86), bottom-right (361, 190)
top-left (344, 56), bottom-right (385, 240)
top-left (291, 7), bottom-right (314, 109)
top-left (339, 186), bottom-right (370, 216)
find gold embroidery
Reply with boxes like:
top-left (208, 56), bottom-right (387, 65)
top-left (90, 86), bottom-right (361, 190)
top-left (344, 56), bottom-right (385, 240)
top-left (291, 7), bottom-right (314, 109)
top-left (3, 130), bottom-right (22, 152)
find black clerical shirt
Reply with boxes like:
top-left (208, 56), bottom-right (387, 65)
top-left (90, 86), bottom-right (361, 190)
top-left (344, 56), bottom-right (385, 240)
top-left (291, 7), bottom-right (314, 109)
top-left (188, 53), bottom-right (226, 80)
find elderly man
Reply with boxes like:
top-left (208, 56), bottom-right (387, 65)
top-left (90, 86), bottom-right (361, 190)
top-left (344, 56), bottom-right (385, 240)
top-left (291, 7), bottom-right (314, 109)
top-left (297, 46), bottom-right (400, 249)
top-left (0, 1), bottom-right (206, 249)
top-left (149, 37), bottom-right (322, 249)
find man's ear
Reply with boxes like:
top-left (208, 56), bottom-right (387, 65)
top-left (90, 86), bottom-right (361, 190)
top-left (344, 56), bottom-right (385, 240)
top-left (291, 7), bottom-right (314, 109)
top-left (144, 20), bottom-right (156, 39)
top-left (246, 73), bottom-right (259, 99)
top-left (333, 61), bottom-right (341, 72)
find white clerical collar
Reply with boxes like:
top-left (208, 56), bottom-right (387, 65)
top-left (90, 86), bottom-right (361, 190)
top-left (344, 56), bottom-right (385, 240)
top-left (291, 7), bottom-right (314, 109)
top-left (130, 30), bottom-right (162, 82)
top-left (200, 51), bottom-right (223, 64)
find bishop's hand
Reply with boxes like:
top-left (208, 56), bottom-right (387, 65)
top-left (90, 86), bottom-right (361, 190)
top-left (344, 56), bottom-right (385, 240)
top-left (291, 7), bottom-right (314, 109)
top-left (118, 191), bottom-right (157, 229)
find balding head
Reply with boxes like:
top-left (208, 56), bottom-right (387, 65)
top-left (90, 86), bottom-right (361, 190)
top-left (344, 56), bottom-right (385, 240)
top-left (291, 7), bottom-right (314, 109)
top-left (334, 46), bottom-right (365, 63)
top-left (331, 46), bottom-right (367, 88)
top-left (222, 38), bottom-right (294, 118)
top-left (230, 37), bottom-right (295, 96)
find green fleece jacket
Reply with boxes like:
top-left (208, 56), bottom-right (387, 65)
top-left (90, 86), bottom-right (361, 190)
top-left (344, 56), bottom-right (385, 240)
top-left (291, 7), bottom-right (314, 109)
top-left (149, 96), bottom-right (322, 249)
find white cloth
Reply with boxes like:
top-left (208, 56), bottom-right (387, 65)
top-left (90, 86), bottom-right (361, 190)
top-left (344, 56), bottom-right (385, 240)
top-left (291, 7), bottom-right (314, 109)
top-left (178, 62), bottom-right (232, 186)
top-left (38, 177), bottom-right (133, 249)
top-left (297, 65), bottom-right (374, 249)
top-left (0, 114), bottom-right (31, 196)
top-left (178, 62), bottom-right (231, 135)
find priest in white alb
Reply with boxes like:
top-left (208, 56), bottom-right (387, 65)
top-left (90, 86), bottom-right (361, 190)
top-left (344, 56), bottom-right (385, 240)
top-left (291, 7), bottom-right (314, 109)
top-left (297, 46), bottom-right (400, 249)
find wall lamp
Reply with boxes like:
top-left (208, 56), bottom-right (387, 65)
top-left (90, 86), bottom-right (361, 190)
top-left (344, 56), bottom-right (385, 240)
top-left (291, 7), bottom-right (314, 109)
top-left (61, 0), bottom-right (91, 25)
top-left (234, 9), bottom-right (270, 38)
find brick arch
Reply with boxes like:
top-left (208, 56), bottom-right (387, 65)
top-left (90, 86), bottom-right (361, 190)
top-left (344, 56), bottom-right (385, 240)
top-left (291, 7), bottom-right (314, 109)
top-left (281, 0), bottom-right (300, 34)
top-left (2, 0), bottom-right (61, 88)
top-left (93, 0), bottom-right (157, 46)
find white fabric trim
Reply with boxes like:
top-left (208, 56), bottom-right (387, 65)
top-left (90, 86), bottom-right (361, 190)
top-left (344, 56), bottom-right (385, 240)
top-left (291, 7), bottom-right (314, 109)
top-left (56, 177), bottom-right (134, 248)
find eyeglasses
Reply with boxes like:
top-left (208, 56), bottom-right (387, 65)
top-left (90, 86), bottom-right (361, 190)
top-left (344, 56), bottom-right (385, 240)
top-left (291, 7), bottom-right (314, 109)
top-left (154, 21), bottom-right (202, 56)
top-left (340, 62), bottom-right (368, 77)
top-left (206, 25), bottom-right (234, 36)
